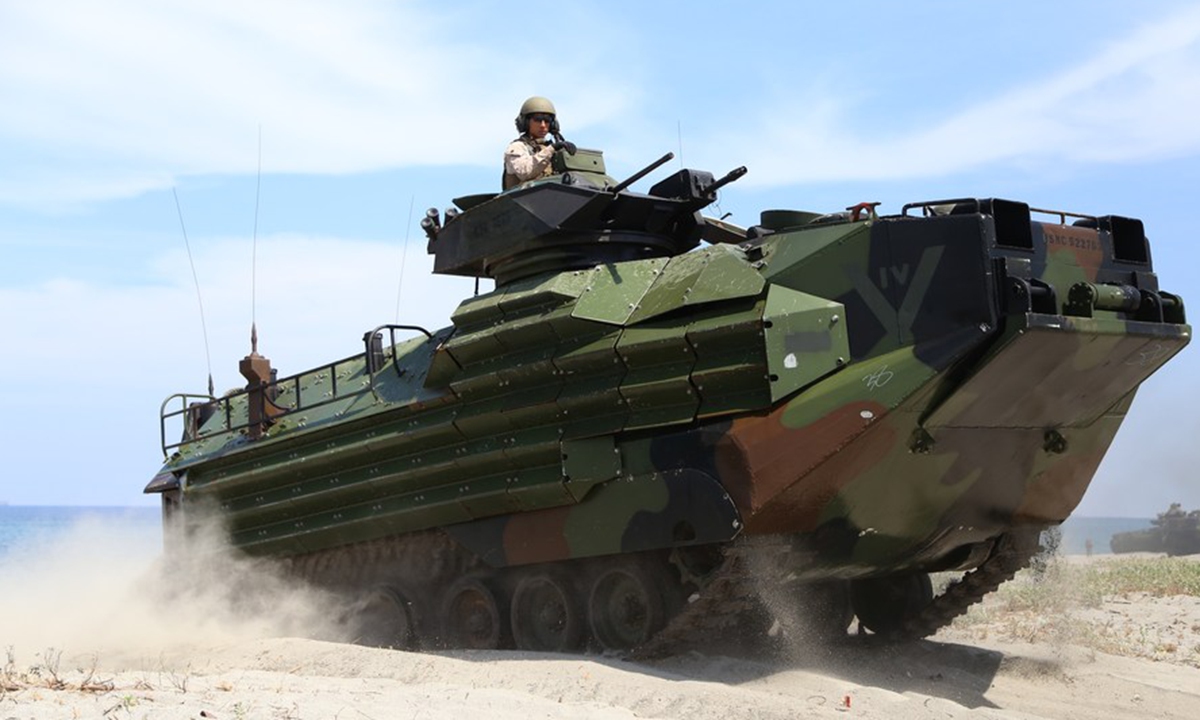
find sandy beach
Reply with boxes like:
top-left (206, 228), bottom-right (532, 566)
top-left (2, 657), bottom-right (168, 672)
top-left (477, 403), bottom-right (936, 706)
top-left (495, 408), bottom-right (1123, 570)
top-left (2, 539), bottom-right (1198, 720)
top-left (5, 630), bottom-right (1199, 720)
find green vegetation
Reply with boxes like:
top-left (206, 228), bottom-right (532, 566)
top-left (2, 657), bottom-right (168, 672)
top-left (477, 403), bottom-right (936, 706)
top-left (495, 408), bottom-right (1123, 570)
top-left (997, 556), bottom-right (1200, 611)
top-left (946, 555), bottom-right (1200, 667)
top-left (1080, 556), bottom-right (1200, 597)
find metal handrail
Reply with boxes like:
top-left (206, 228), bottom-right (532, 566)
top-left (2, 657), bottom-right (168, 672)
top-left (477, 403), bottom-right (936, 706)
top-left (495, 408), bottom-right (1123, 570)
top-left (1028, 206), bottom-right (1099, 226)
top-left (161, 323), bottom-right (437, 457)
top-left (160, 355), bottom-right (372, 456)
top-left (901, 198), bottom-right (979, 217)
top-left (901, 198), bottom-right (1101, 227)
top-left (160, 392), bottom-right (219, 457)
top-left (363, 324), bottom-right (436, 396)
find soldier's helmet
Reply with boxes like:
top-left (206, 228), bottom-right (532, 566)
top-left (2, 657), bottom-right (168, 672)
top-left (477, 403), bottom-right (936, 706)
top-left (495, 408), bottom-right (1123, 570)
top-left (515, 96), bottom-right (558, 133)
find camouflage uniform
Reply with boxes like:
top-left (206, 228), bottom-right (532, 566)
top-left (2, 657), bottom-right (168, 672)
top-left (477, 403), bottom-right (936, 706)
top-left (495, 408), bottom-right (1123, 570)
top-left (502, 135), bottom-right (555, 190)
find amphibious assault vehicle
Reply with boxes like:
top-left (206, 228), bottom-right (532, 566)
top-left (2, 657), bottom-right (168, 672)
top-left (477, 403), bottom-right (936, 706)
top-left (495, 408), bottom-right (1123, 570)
top-left (1111, 504), bottom-right (1200, 556)
top-left (150, 147), bottom-right (1190, 652)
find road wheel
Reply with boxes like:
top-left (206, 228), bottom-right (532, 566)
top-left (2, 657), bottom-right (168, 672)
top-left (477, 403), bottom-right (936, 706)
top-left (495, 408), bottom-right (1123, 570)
top-left (510, 572), bottom-right (584, 652)
top-left (588, 562), bottom-right (665, 650)
top-left (442, 577), bottom-right (506, 649)
top-left (850, 572), bottom-right (933, 636)
top-left (353, 586), bottom-right (415, 649)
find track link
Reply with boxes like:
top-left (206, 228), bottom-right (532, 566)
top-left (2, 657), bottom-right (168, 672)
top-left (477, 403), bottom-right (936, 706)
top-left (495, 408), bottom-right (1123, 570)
top-left (284, 528), bottom-right (1043, 654)
top-left (633, 540), bottom-right (785, 658)
top-left (636, 529), bottom-right (1045, 655)
top-left (895, 528), bottom-right (1043, 640)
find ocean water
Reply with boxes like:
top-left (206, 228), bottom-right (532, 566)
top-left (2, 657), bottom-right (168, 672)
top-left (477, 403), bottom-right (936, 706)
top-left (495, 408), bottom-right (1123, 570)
top-left (0, 506), bottom-right (162, 563)
top-left (0, 505), bottom-right (1150, 561)
top-left (1058, 515), bottom-right (1154, 555)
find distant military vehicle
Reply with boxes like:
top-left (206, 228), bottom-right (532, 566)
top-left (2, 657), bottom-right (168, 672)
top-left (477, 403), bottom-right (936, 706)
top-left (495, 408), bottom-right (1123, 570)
top-left (149, 145), bottom-right (1190, 652)
top-left (1111, 504), bottom-right (1200, 556)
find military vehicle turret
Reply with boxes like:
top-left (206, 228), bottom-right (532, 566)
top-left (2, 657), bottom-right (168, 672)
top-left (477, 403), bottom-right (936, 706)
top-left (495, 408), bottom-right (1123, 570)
top-left (150, 145), bottom-right (1190, 652)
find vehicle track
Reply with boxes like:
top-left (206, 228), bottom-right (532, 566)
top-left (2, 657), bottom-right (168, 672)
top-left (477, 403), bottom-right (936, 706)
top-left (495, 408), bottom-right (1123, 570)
top-left (282, 528), bottom-right (1042, 654)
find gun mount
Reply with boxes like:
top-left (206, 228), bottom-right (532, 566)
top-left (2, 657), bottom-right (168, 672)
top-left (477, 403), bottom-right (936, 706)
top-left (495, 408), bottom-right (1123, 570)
top-left (427, 149), bottom-right (747, 285)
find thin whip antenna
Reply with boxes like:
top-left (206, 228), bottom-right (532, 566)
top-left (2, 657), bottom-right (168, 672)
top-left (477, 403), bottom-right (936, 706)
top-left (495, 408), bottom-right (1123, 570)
top-left (395, 195), bottom-right (415, 323)
top-left (172, 187), bottom-right (215, 397)
top-left (251, 125), bottom-right (262, 337)
top-left (677, 120), bottom-right (684, 169)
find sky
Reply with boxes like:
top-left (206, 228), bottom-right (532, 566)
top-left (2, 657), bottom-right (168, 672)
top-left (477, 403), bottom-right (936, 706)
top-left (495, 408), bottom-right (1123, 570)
top-left (1, 0), bottom-right (1198, 516)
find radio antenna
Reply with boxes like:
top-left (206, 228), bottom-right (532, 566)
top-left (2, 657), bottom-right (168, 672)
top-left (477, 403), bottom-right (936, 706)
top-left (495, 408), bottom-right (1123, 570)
top-left (251, 125), bottom-right (262, 340)
top-left (395, 195), bottom-right (415, 323)
top-left (677, 120), bottom-right (684, 169)
top-left (172, 187), bottom-right (215, 397)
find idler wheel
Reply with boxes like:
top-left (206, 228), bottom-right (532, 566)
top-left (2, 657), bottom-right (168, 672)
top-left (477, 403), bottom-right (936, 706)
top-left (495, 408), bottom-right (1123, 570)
top-left (587, 563), bottom-right (665, 650)
top-left (442, 577), bottom-right (506, 650)
top-left (353, 585), bottom-right (415, 649)
top-left (510, 572), bottom-right (584, 652)
top-left (850, 572), bottom-right (933, 636)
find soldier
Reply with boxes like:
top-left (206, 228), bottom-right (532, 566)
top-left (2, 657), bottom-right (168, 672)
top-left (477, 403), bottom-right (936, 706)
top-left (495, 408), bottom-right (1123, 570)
top-left (503, 96), bottom-right (560, 190)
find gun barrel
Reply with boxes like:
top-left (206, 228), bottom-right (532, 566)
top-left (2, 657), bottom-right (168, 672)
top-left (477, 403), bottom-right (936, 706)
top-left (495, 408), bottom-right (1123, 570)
top-left (706, 166), bottom-right (747, 196)
top-left (611, 152), bottom-right (676, 194)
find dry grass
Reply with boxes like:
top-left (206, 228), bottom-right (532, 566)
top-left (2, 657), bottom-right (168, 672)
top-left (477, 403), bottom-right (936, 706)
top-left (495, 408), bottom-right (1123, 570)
top-left (0, 646), bottom-right (201, 717)
top-left (0, 646), bottom-right (116, 698)
top-left (943, 555), bottom-right (1200, 667)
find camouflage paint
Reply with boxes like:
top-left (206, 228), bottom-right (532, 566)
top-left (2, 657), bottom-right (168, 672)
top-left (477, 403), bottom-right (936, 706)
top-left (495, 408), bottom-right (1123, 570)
top-left (151, 186), bottom-right (1189, 584)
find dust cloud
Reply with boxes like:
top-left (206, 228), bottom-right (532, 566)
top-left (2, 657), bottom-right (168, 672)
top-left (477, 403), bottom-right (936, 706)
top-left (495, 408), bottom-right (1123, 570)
top-left (0, 509), bottom-right (343, 659)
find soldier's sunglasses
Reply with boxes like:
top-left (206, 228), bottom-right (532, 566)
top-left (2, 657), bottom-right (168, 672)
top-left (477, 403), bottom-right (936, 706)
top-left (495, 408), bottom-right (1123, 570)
top-left (529, 114), bottom-right (554, 124)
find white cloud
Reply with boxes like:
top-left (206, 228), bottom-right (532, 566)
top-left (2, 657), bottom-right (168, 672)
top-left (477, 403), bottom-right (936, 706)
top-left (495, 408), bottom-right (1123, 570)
top-left (7, 2), bottom-right (1200, 208)
top-left (0, 232), bottom-right (478, 504)
top-left (2, 233), bottom-right (472, 384)
top-left (726, 5), bottom-right (1200, 185)
top-left (0, 0), bottom-right (632, 208)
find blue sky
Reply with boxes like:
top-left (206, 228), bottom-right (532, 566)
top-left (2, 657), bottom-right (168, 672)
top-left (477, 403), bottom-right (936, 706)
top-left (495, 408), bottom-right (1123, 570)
top-left (1, 0), bottom-right (1198, 516)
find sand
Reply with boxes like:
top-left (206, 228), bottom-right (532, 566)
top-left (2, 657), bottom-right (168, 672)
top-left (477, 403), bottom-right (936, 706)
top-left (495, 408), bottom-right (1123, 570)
top-left (3, 553), bottom-right (1198, 720)
top-left (4, 628), bottom-right (1199, 719)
